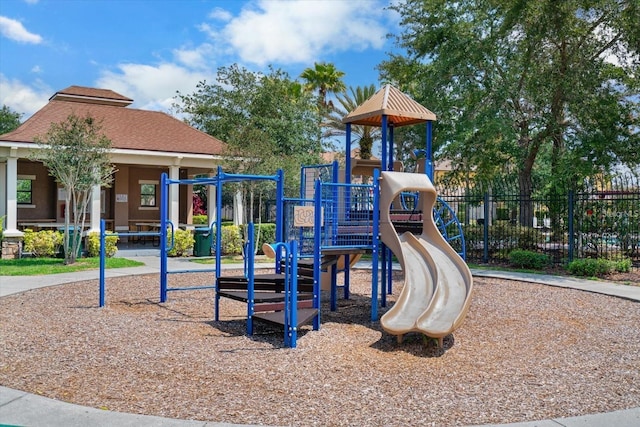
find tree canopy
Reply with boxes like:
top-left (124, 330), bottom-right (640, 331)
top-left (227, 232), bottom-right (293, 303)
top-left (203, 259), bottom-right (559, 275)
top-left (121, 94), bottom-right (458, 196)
top-left (175, 64), bottom-right (324, 196)
top-left (0, 105), bottom-right (22, 135)
top-left (33, 113), bottom-right (115, 264)
top-left (324, 85), bottom-right (381, 160)
top-left (380, 0), bottom-right (640, 224)
top-left (300, 62), bottom-right (347, 110)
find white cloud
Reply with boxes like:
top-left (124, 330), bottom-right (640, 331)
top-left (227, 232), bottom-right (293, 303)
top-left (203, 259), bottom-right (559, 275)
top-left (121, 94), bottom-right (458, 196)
top-left (208, 7), bottom-right (232, 22)
top-left (0, 74), bottom-right (50, 117)
top-left (0, 16), bottom-right (43, 44)
top-left (95, 62), bottom-right (210, 112)
top-left (173, 43), bottom-right (214, 70)
top-left (208, 0), bottom-right (388, 66)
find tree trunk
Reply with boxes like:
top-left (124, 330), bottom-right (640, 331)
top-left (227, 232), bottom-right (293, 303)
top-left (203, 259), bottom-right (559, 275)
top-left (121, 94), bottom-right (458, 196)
top-left (518, 170), bottom-right (534, 227)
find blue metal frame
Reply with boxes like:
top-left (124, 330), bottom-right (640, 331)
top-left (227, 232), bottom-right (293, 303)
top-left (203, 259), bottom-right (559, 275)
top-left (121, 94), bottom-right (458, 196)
top-left (99, 218), bottom-right (163, 307)
top-left (312, 170), bottom-right (381, 321)
top-left (214, 167), bottom-right (285, 322)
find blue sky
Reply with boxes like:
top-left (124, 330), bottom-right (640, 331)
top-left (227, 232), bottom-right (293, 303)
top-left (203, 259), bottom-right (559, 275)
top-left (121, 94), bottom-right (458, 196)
top-left (0, 0), bottom-right (402, 120)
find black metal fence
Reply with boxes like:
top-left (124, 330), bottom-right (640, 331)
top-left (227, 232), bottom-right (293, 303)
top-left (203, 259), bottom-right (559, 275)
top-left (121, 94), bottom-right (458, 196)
top-left (436, 172), bottom-right (640, 271)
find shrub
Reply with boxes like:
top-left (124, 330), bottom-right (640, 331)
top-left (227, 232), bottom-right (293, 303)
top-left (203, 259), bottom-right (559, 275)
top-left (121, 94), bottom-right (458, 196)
top-left (212, 225), bottom-right (242, 255)
top-left (242, 223), bottom-right (276, 254)
top-left (613, 258), bottom-right (632, 273)
top-left (86, 232), bottom-right (119, 257)
top-left (192, 215), bottom-right (208, 225)
top-left (509, 249), bottom-right (549, 270)
top-left (567, 258), bottom-right (613, 277)
top-left (167, 228), bottom-right (194, 257)
top-left (462, 222), bottom-right (547, 257)
top-left (22, 229), bottom-right (63, 257)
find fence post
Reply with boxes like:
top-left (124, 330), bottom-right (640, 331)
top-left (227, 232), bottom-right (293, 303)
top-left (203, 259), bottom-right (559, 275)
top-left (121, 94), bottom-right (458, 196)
top-left (483, 191), bottom-right (490, 263)
top-left (568, 190), bottom-right (574, 264)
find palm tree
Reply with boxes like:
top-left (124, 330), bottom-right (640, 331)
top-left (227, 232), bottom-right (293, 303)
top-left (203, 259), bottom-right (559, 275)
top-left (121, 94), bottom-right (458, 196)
top-left (300, 62), bottom-right (346, 110)
top-left (324, 85), bottom-right (380, 160)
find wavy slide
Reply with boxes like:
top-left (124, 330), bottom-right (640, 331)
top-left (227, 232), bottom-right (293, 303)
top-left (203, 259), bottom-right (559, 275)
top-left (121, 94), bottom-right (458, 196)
top-left (379, 172), bottom-right (473, 346)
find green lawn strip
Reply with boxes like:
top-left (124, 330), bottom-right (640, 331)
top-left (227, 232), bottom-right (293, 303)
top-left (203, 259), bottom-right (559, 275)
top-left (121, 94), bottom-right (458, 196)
top-left (466, 263), bottom-right (550, 276)
top-left (0, 257), bottom-right (144, 276)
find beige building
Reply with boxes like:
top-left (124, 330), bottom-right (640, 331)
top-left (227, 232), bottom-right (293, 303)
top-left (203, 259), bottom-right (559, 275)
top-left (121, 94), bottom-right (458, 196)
top-left (0, 86), bottom-right (227, 256)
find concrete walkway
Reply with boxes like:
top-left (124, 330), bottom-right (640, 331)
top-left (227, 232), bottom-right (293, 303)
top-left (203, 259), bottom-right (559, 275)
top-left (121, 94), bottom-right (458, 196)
top-left (1, 251), bottom-right (639, 427)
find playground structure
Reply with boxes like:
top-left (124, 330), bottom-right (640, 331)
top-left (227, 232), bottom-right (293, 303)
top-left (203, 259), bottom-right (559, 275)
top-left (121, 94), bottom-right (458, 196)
top-left (99, 84), bottom-right (473, 349)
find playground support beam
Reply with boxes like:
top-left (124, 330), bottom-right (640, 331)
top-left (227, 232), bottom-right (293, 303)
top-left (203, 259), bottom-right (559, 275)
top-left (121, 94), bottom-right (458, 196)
top-left (345, 123), bottom-right (352, 185)
top-left (381, 115), bottom-right (388, 171)
top-left (160, 172), bottom-right (169, 302)
top-left (425, 121), bottom-right (434, 181)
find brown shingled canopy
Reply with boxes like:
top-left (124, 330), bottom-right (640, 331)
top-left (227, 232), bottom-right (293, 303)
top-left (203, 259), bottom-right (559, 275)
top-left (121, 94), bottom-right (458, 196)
top-left (1, 86), bottom-right (225, 156)
top-left (342, 84), bottom-right (436, 127)
top-left (51, 85), bottom-right (134, 106)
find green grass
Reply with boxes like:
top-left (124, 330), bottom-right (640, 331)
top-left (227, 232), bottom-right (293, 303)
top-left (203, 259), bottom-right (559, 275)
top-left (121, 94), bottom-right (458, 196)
top-left (466, 262), bottom-right (554, 276)
top-left (0, 257), bottom-right (144, 276)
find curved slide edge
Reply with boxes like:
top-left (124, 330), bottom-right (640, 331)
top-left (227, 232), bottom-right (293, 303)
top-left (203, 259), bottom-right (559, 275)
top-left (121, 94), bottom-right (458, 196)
top-left (379, 232), bottom-right (438, 335)
top-left (378, 171), bottom-right (473, 344)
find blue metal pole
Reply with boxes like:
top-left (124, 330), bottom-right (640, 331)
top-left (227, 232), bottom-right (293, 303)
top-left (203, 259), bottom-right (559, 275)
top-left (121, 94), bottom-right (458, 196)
top-left (99, 219), bottom-right (106, 307)
top-left (275, 169), bottom-right (284, 274)
top-left (216, 167), bottom-right (223, 276)
top-left (214, 168), bottom-right (223, 321)
top-left (345, 123), bottom-right (352, 184)
top-left (388, 124), bottom-right (394, 171)
top-left (276, 169), bottom-right (284, 242)
top-left (289, 240), bottom-right (298, 348)
top-left (246, 223), bottom-right (255, 336)
top-left (313, 178), bottom-right (322, 331)
top-left (426, 121), bottom-right (434, 181)
top-left (279, 242), bottom-right (291, 347)
top-left (371, 169), bottom-right (380, 319)
top-left (381, 115), bottom-right (388, 171)
top-left (160, 173), bottom-right (168, 302)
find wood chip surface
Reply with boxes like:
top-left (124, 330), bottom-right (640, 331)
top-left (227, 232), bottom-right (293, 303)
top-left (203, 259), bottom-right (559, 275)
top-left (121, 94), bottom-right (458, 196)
top-left (1, 269), bottom-right (639, 426)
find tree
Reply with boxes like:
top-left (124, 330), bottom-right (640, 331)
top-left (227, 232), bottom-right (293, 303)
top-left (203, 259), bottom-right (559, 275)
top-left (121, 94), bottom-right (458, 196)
top-left (380, 0), bottom-right (640, 226)
top-left (176, 64), bottom-right (323, 216)
top-left (324, 85), bottom-right (381, 160)
top-left (0, 105), bottom-right (22, 135)
top-left (300, 62), bottom-right (347, 110)
top-left (33, 114), bottom-right (115, 264)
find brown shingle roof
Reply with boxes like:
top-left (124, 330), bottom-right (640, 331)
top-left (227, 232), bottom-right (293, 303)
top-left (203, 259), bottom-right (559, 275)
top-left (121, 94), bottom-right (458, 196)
top-left (50, 85), bottom-right (134, 106)
top-left (1, 92), bottom-right (226, 156)
top-left (342, 84), bottom-right (436, 127)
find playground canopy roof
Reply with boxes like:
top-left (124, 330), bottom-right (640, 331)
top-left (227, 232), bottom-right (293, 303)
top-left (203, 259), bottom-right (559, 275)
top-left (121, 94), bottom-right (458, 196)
top-left (342, 84), bottom-right (436, 128)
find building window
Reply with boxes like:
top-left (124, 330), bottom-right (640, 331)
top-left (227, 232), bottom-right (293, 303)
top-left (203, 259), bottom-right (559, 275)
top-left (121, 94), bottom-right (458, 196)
top-left (17, 178), bottom-right (33, 204)
top-left (140, 183), bottom-right (156, 207)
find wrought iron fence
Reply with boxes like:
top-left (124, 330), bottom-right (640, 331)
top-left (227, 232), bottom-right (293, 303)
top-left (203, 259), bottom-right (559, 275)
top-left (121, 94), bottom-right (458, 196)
top-left (436, 172), bottom-right (640, 271)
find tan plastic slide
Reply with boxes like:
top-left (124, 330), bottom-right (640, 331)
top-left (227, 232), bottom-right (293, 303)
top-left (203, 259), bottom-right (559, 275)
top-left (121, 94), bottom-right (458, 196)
top-left (379, 172), bottom-right (473, 347)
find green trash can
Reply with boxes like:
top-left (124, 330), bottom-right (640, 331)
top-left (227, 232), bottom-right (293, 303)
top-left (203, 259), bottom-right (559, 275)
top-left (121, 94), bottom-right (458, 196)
top-left (193, 228), bottom-right (212, 257)
top-left (58, 226), bottom-right (83, 258)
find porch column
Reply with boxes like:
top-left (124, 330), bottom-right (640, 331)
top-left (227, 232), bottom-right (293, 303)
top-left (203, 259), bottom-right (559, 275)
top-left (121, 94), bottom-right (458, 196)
top-left (233, 190), bottom-right (244, 226)
top-left (207, 184), bottom-right (216, 227)
top-left (89, 183), bottom-right (101, 233)
top-left (0, 161), bottom-right (6, 220)
top-left (169, 165), bottom-right (180, 226)
top-left (3, 154), bottom-right (22, 237)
